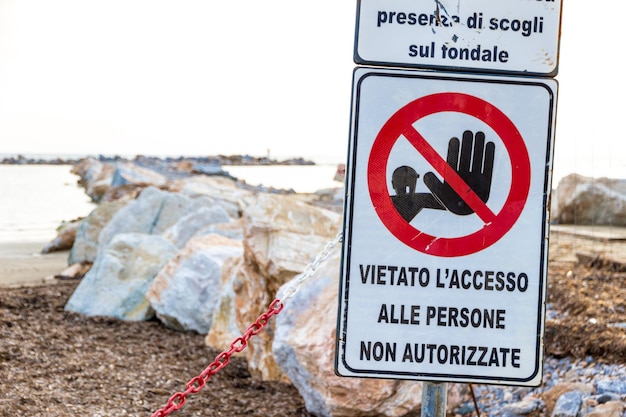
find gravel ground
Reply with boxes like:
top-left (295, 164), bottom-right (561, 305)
top-left (0, 281), bottom-right (311, 417)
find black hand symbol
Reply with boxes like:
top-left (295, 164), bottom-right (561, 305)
top-left (423, 130), bottom-right (495, 215)
top-left (391, 166), bottom-right (443, 222)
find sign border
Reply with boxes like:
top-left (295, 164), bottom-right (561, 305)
top-left (336, 68), bottom-right (557, 385)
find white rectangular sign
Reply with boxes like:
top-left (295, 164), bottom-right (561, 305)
top-left (354, 0), bottom-right (562, 75)
top-left (335, 67), bottom-right (557, 385)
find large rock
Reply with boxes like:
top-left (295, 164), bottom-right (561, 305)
top-left (242, 193), bottom-right (341, 286)
top-left (273, 250), bottom-right (464, 417)
top-left (204, 256), bottom-right (248, 352)
top-left (99, 183), bottom-right (145, 202)
top-left (41, 218), bottom-right (82, 254)
top-left (98, 187), bottom-right (214, 247)
top-left (87, 163), bottom-right (117, 202)
top-left (71, 158), bottom-right (117, 202)
top-left (196, 218), bottom-right (245, 241)
top-left (232, 259), bottom-right (279, 380)
top-left (55, 262), bottom-right (92, 280)
top-left (65, 233), bottom-right (178, 321)
top-left (162, 206), bottom-right (233, 249)
top-left (71, 157), bottom-right (102, 183)
top-left (71, 157), bottom-right (105, 191)
top-left (110, 161), bottom-right (167, 188)
top-left (68, 199), bottom-right (128, 264)
top-left (232, 193), bottom-right (342, 381)
top-left (72, 158), bottom-right (171, 202)
top-left (552, 174), bottom-right (626, 226)
top-left (167, 175), bottom-right (253, 218)
top-left (146, 234), bottom-right (243, 333)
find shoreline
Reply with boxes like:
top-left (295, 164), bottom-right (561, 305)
top-left (0, 160), bottom-right (344, 289)
top-left (0, 241), bottom-right (69, 287)
top-left (3, 225), bottom-right (626, 289)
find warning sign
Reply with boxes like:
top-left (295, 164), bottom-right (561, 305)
top-left (354, 0), bottom-right (563, 75)
top-left (335, 67), bottom-right (557, 385)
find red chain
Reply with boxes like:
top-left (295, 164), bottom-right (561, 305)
top-left (151, 299), bottom-right (285, 417)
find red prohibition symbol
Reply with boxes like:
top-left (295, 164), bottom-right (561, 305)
top-left (367, 92), bottom-right (531, 257)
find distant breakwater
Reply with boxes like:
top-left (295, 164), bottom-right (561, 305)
top-left (0, 154), bottom-right (316, 167)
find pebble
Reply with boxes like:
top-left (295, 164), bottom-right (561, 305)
top-left (454, 356), bottom-right (626, 416)
top-left (552, 391), bottom-right (583, 417)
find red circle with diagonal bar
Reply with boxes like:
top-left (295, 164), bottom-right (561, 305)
top-left (368, 92), bottom-right (531, 257)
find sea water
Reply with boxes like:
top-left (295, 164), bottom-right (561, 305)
top-left (0, 163), bottom-right (343, 244)
top-left (0, 165), bottom-right (96, 243)
top-left (225, 164), bottom-right (340, 193)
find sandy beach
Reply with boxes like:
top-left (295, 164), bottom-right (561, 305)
top-left (0, 241), bottom-right (69, 287)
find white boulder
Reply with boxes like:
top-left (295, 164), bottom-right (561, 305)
top-left (242, 193), bottom-right (341, 282)
top-left (553, 174), bottom-right (626, 226)
top-left (69, 199), bottom-right (128, 264)
top-left (65, 233), bottom-right (178, 321)
top-left (146, 234), bottom-right (243, 333)
top-left (168, 175), bottom-right (253, 218)
top-left (162, 206), bottom-right (233, 249)
top-left (110, 161), bottom-right (167, 188)
top-left (98, 187), bottom-right (214, 247)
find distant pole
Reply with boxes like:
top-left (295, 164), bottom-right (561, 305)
top-left (421, 382), bottom-right (447, 417)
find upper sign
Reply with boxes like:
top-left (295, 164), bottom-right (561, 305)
top-left (335, 67), bottom-right (557, 385)
top-left (354, 0), bottom-right (562, 76)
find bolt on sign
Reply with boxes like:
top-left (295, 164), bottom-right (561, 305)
top-left (335, 67), bottom-right (557, 386)
top-left (354, 0), bottom-right (562, 75)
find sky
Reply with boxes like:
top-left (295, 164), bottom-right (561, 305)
top-left (0, 0), bottom-right (355, 162)
top-left (0, 0), bottom-right (624, 184)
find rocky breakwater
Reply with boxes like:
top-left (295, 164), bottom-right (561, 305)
top-left (50, 160), bottom-right (626, 416)
top-left (59, 157), bottom-right (469, 416)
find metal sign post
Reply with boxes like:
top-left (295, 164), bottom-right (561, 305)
top-left (422, 382), bottom-right (447, 417)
